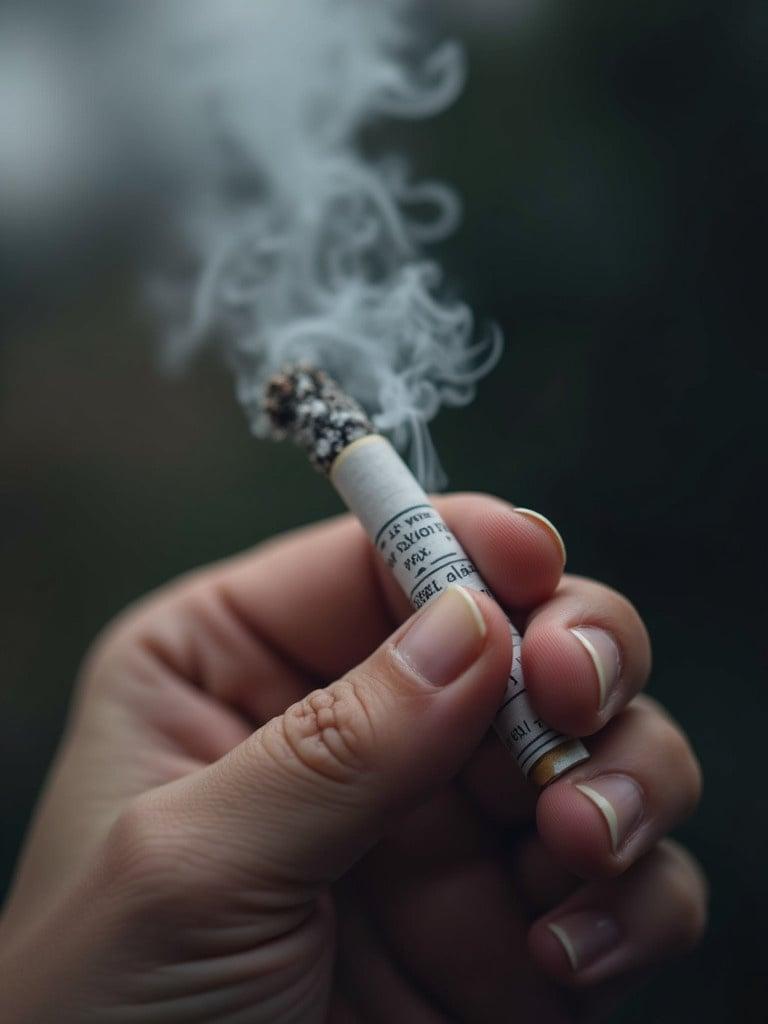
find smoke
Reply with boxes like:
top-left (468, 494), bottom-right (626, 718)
top-left (155, 0), bottom-right (502, 488)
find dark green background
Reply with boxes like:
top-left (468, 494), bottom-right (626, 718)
top-left (1, 2), bottom-right (765, 1020)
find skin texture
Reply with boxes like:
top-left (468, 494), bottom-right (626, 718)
top-left (0, 494), bottom-right (706, 1023)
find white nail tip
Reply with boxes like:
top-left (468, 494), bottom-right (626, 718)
top-left (570, 628), bottom-right (609, 708)
top-left (451, 585), bottom-right (487, 638)
top-left (514, 508), bottom-right (567, 564)
top-left (576, 783), bottom-right (620, 854)
top-left (548, 923), bottom-right (579, 971)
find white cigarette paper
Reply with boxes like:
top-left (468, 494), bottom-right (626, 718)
top-left (332, 435), bottom-right (589, 780)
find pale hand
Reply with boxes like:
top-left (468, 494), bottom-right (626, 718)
top-left (0, 495), bottom-right (705, 1023)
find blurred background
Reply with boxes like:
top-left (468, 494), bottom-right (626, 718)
top-left (1, 1), bottom-right (766, 1020)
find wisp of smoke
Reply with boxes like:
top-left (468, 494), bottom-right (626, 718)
top-left (156, 0), bottom-right (502, 488)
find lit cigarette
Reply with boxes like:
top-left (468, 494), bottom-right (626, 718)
top-left (264, 365), bottom-right (589, 786)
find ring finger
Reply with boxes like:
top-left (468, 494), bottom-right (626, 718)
top-left (536, 696), bottom-right (702, 879)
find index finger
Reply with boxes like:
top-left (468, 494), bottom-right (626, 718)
top-left (208, 492), bottom-right (566, 680)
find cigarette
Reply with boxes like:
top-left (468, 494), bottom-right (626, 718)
top-left (264, 365), bottom-right (589, 786)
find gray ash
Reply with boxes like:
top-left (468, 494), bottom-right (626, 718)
top-left (263, 365), bottom-right (376, 474)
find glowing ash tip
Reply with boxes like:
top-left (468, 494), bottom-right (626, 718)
top-left (263, 364), bottom-right (376, 475)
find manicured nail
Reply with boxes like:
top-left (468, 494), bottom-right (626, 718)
top-left (396, 586), bottom-right (486, 686)
top-left (569, 627), bottom-right (621, 709)
top-left (548, 911), bottom-right (621, 972)
top-left (575, 775), bottom-right (645, 854)
top-left (515, 508), bottom-right (567, 566)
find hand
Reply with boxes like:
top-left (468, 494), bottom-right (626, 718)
top-left (0, 495), bottom-right (705, 1023)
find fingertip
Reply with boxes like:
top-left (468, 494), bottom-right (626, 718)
top-left (437, 494), bottom-right (565, 609)
top-left (513, 508), bottom-right (567, 568)
top-left (523, 621), bottom-right (611, 737)
top-left (529, 910), bottom-right (626, 989)
top-left (536, 780), bottom-right (623, 881)
top-left (529, 840), bottom-right (707, 992)
top-left (491, 503), bottom-right (566, 605)
top-left (528, 918), bottom-right (581, 984)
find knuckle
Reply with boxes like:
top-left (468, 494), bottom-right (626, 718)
top-left (79, 619), bottom-right (132, 679)
top-left (585, 582), bottom-right (653, 679)
top-left (671, 875), bottom-right (709, 951)
top-left (627, 608), bottom-right (652, 677)
top-left (601, 589), bottom-right (653, 683)
top-left (76, 613), bottom-right (149, 700)
top-left (681, 748), bottom-right (703, 818)
top-left (659, 717), bottom-right (690, 761)
top-left (633, 699), bottom-right (701, 787)
top-left (656, 720), bottom-right (702, 814)
top-left (658, 842), bottom-right (709, 950)
top-left (98, 795), bottom-right (221, 941)
top-left (102, 796), bottom-right (181, 895)
top-left (264, 677), bottom-right (378, 786)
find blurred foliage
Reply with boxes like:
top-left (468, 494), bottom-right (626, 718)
top-left (1, 2), bottom-right (767, 1020)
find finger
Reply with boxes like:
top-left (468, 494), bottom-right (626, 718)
top-left (522, 575), bottom-right (652, 738)
top-left (358, 793), bottom-right (570, 1024)
top-left (512, 834), bottom-right (580, 917)
top-left (372, 495), bottom-right (567, 623)
top-left (529, 840), bottom-right (708, 987)
top-left (537, 697), bottom-right (702, 879)
top-left (337, 899), bottom-right (447, 1024)
top-left (401, 572), bottom-right (652, 832)
top-left (213, 493), bottom-right (564, 681)
top-left (118, 514), bottom-right (391, 718)
top-left (120, 493), bottom-right (566, 721)
top-left (106, 588), bottom-right (512, 896)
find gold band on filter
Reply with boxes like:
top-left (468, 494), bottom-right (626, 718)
top-left (529, 740), bottom-right (590, 787)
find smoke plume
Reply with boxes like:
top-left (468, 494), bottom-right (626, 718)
top-left (156, 0), bottom-right (502, 487)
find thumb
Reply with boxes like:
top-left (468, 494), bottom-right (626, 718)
top-left (171, 585), bottom-right (511, 890)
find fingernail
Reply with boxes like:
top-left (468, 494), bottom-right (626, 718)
top-left (396, 586), bottom-right (486, 686)
top-left (515, 508), bottom-right (567, 566)
top-left (575, 775), bottom-right (645, 853)
top-left (548, 911), bottom-right (621, 972)
top-left (569, 627), bottom-right (621, 709)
